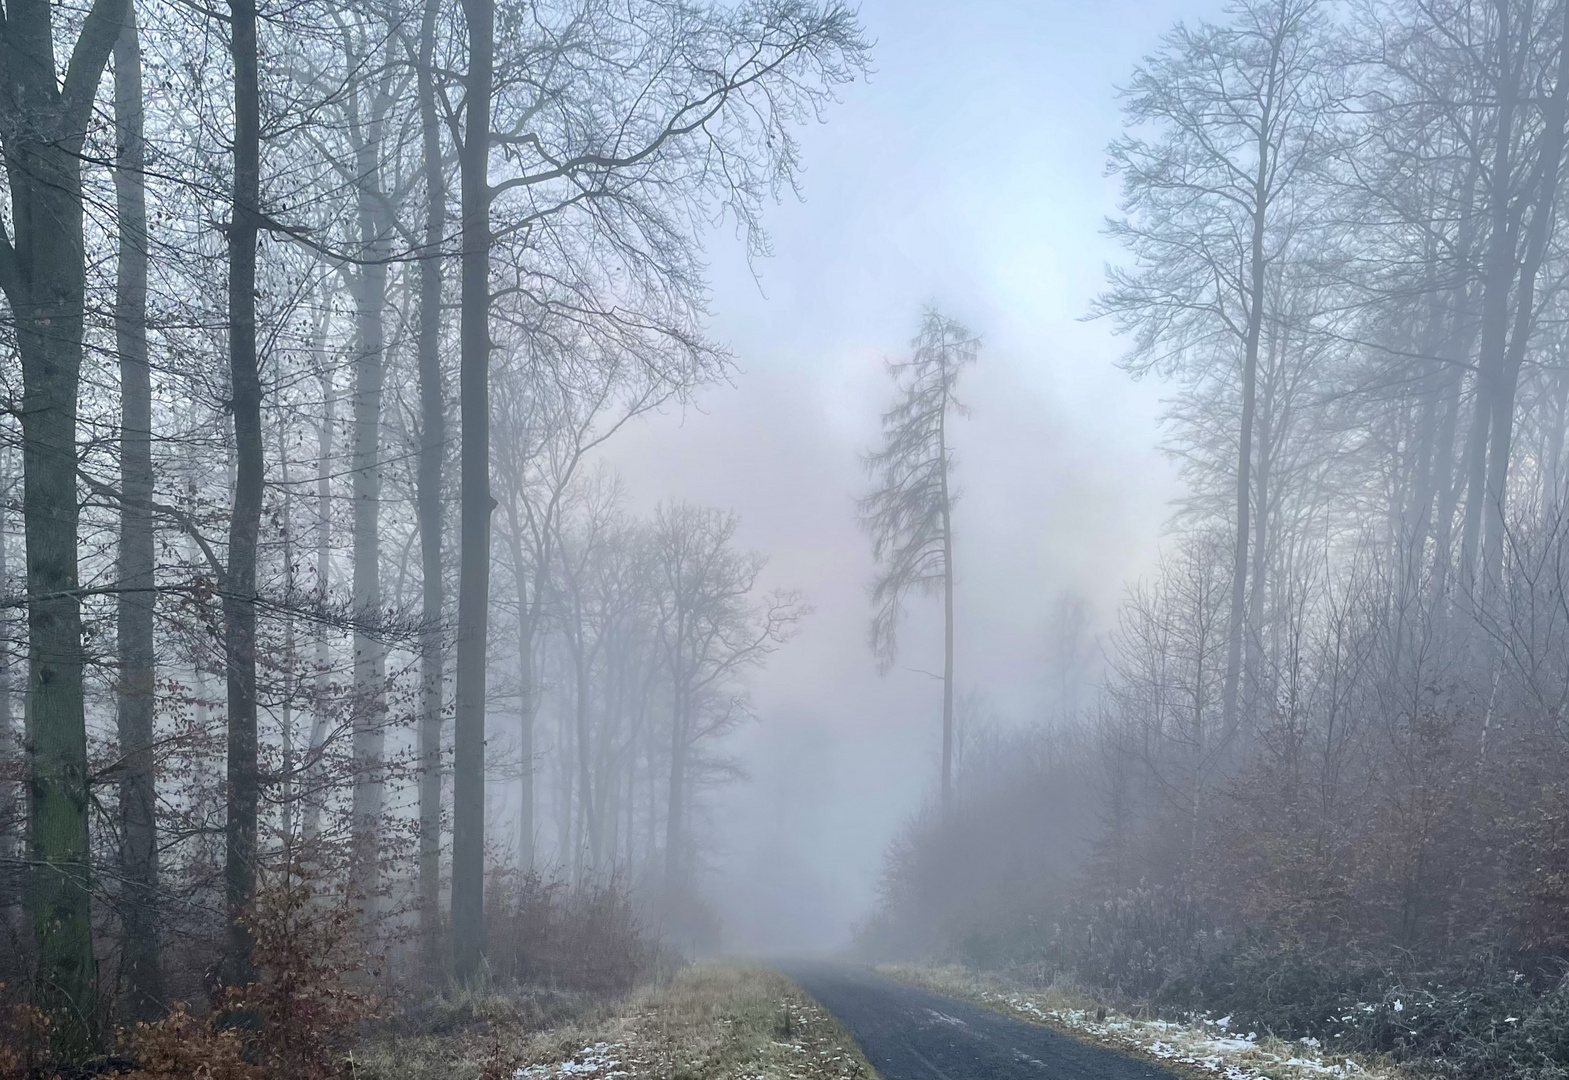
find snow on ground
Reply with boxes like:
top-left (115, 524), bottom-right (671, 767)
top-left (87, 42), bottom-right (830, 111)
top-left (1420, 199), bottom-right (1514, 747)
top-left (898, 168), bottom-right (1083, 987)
top-left (878, 966), bottom-right (1405, 1080)
top-left (516, 1042), bottom-right (630, 1079)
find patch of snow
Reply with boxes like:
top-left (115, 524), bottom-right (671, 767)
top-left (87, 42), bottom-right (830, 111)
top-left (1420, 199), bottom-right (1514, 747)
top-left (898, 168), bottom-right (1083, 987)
top-left (515, 1042), bottom-right (628, 1079)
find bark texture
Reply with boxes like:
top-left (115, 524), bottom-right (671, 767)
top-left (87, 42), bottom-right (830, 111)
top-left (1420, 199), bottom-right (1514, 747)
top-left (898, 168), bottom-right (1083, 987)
top-left (452, 0), bottom-right (494, 982)
top-left (113, 0), bottom-right (165, 1021)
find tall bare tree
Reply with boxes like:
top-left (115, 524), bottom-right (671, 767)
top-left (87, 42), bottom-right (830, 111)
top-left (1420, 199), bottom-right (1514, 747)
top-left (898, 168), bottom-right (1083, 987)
top-left (450, 0), bottom-right (495, 985)
top-left (222, 0), bottom-right (264, 992)
top-left (413, 0), bottom-right (448, 972)
top-left (1098, 0), bottom-right (1330, 744)
top-left (112, 0), bottom-right (164, 1022)
top-left (859, 308), bottom-right (977, 816)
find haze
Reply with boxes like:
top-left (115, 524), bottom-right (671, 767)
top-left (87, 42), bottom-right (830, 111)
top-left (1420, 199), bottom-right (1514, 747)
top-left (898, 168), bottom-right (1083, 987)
top-left (10, 0), bottom-right (1569, 1076)
top-left (609, 0), bottom-right (1202, 952)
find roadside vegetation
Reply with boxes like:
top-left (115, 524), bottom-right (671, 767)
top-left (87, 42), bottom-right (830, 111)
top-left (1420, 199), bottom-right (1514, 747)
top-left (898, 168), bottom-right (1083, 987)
top-left (876, 964), bottom-right (1408, 1080)
top-left (359, 963), bottom-right (877, 1080)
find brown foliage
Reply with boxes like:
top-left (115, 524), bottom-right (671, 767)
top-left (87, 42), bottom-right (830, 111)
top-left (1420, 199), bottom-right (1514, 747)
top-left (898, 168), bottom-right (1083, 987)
top-left (121, 1004), bottom-right (264, 1080)
top-left (0, 991), bottom-right (51, 1077)
top-left (1514, 783), bottom-right (1569, 950)
top-left (117, 874), bottom-right (374, 1080)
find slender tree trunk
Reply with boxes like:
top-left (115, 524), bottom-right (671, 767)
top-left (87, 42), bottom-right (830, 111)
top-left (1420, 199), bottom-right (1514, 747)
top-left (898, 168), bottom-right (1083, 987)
top-left (1481, 13), bottom-right (1569, 590)
top-left (279, 432), bottom-right (297, 851)
top-left (664, 676), bottom-right (687, 889)
top-left (452, 0), bottom-right (495, 982)
top-left (0, 459), bottom-right (12, 915)
top-left (414, 0), bottom-right (447, 974)
top-left (1247, 321), bottom-right (1275, 713)
top-left (938, 387), bottom-right (955, 818)
top-left (558, 696), bottom-right (574, 864)
top-left (1428, 149), bottom-right (1483, 602)
top-left (1221, 184), bottom-right (1268, 743)
top-left (222, 0), bottom-right (264, 990)
top-left (305, 355), bottom-right (334, 843)
top-left (1431, 281), bottom-right (1480, 603)
top-left (503, 508), bottom-right (535, 873)
top-left (645, 713), bottom-right (658, 868)
top-left (572, 629), bottom-right (599, 868)
top-left (349, 117), bottom-right (391, 926)
top-left (1460, 21), bottom-right (1522, 598)
top-left (1545, 357), bottom-right (1569, 514)
top-left (113, 1), bottom-right (164, 1020)
top-left (1402, 282), bottom-right (1446, 605)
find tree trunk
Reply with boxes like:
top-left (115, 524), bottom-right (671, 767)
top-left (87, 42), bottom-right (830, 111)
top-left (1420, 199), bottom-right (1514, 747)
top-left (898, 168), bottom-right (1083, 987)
top-left (222, 0), bottom-right (263, 991)
top-left (1, 0), bottom-right (126, 1051)
top-left (572, 627), bottom-right (599, 869)
top-left (1545, 359), bottom-right (1569, 514)
top-left (304, 353), bottom-right (334, 843)
top-left (938, 381), bottom-right (955, 819)
top-left (664, 674), bottom-right (687, 889)
top-left (0, 457), bottom-right (13, 921)
top-left (414, 0), bottom-right (447, 975)
top-left (1401, 281), bottom-right (1446, 605)
top-left (1220, 177), bottom-right (1268, 744)
top-left (503, 503), bottom-right (535, 873)
top-left (1428, 150), bottom-right (1483, 602)
top-left (278, 424), bottom-right (297, 850)
top-left (349, 106), bottom-right (390, 927)
top-left (113, 0), bottom-right (164, 1021)
top-left (1459, 18), bottom-right (1523, 598)
top-left (1247, 313), bottom-right (1278, 712)
top-left (1480, 12), bottom-right (1569, 591)
top-left (452, 0), bottom-right (495, 983)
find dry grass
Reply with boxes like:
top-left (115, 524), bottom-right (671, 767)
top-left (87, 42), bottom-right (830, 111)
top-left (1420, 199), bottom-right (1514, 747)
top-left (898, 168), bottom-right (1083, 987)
top-left (875, 964), bottom-right (1417, 1080)
top-left (357, 963), bottom-right (876, 1080)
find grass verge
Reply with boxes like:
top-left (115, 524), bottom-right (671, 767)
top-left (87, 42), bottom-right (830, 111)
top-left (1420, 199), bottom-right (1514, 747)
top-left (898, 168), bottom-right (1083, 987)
top-left (357, 963), bottom-right (877, 1080)
top-left (874, 963), bottom-right (1414, 1080)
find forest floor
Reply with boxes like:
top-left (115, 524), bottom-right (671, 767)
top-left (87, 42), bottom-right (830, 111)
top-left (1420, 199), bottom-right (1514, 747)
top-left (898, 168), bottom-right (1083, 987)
top-left (357, 962), bottom-right (877, 1080)
top-left (873, 964), bottom-right (1412, 1080)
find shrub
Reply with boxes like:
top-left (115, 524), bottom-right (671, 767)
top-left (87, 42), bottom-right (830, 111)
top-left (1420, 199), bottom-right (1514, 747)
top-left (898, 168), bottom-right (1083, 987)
top-left (485, 871), bottom-right (657, 996)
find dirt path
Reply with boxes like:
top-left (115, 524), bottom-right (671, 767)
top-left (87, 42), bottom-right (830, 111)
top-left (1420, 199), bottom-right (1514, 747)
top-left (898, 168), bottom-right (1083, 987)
top-left (781, 963), bottom-right (1184, 1080)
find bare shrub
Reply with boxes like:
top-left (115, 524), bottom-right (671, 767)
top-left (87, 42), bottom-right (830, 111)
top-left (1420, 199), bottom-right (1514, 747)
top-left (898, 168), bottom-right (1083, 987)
top-left (486, 871), bottom-right (657, 996)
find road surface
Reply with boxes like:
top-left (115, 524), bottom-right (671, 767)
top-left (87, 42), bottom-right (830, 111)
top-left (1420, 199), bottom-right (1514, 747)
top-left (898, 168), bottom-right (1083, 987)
top-left (782, 964), bottom-right (1182, 1080)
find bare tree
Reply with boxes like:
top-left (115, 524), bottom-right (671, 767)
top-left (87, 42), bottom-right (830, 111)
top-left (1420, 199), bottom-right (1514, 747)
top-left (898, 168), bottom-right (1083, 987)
top-left (652, 502), bottom-right (804, 904)
top-left (1097, 0), bottom-right (1331, 748)
top-left (222, 0), bottom-right (264, 992)
top-left (859, 307), bottom-right (977, 816)
top-left (113, 0), bottom-right (164, 1021)
top-left (450, 0), bottom-right (867, 980)
top-left (413, 0), bottom-right (448, 973)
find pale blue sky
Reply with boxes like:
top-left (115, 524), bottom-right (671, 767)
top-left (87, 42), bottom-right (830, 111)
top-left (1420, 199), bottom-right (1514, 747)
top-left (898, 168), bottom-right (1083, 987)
top-left (602, 0), bottom-right (1228, 951)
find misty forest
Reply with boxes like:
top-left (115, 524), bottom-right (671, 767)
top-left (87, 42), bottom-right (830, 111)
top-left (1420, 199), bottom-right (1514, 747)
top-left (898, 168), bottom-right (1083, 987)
top-left (5, 0), bottom-right (1569, 1077)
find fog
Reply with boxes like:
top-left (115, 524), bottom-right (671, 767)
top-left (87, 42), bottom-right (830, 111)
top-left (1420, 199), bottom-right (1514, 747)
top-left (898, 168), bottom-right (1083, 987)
top-left (601, 0), bottom-right (1201, 951)
top-left (15, 0), bottom-right (1569, 1073)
